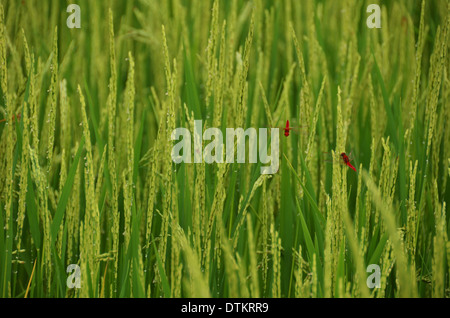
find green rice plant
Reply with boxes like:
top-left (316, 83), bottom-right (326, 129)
top-left (0, 0), bottom-right (449, 299)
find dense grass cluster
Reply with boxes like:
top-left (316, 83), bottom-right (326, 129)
top-left (0, 0), bottom-right (449, 298)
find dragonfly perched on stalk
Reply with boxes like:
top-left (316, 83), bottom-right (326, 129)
top-left (323, 151), bottom-right (357, 172)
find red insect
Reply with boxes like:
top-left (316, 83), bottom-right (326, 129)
top-left (283, 119), bottom-right (292, 137)
top-left (323, 151), bottom-right (357, 172)
top-left (0, 113), bottom-right (21, 124)
top-left (271, 119), bottom-right (307, 137)
top-left (340, 152), bottom-right (357, 172)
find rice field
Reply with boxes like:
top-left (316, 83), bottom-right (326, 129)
top-left (0, 0), bottom-right (449, 298)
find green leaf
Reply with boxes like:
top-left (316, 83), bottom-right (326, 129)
top-left (372, 52), bottom-right (398, 147)
top-left (368, 233), bottom-right (389, 266)
top-left (296, 197), bottom-right (316, 263)
top-left (133, 108), bottom-right (146, 185)
top-left (153, 240), bottom-right (171, 298)
top-left (183, 46), bottom-right (202, 119)
top-left (50, 137), bottom-right (85, 245)
top-left (26, 170), bottom-right (41, 248)
top-left (284, 154), bottom-right (325, 226)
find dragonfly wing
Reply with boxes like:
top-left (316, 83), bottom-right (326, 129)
top-left (322, 152), bottom-right (345, 165)
top-left (345, 151), bottom-right (355, 162)
top-left (289, 127), bottom-right (308, 132)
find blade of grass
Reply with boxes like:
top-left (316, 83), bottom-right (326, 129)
top-left (50, 136), bottom-right (85, 245)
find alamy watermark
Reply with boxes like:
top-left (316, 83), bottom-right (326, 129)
top-left (66, 264), bottom-right (81, 289)
top-left (66, 4), bottom-right (81, 29)
top-left (366, 4), bottom-right (381, 29)
top-left (366, 264), bottom-right (381, 289)
top-left (171, 120), bottom-right (280, 175)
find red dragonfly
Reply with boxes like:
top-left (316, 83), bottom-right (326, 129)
top-left (340, 152), bottom-right (357, 172)
top-left (0, 113), bottom-right (21, 124)
top-left (323, 151), bottom-right (357, 172)
top-left (271, 120), bottom-right (307, 137)
top-left (283, 119), bottom-right (293, 137)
